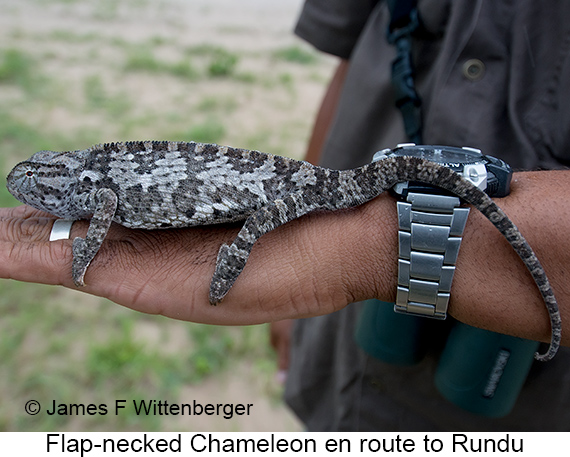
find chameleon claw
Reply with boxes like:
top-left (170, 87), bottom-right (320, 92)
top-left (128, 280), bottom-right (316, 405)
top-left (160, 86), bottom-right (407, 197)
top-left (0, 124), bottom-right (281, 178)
top-left (71, 266), bottom-right (86, 287)
top-left (71, 237), bottom-right (89, 287)
top-left (208, 275), bottom-right (230, 305)
top-left (208, 243), bottom-right (248, 305)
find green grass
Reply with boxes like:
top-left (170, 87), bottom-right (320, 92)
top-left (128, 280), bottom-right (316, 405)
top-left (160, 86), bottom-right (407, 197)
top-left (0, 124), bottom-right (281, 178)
top-left (186, 325), bottom-right (234, 381)
top-left (124, 47), bottom-right (164, 73)
top-left (0, 48), bottom-right (37, 90)
top-left (207, 49), bottom-right (239, 77)
top-left (0, 277), bottom-right (276, 431)
top-left (0, 110), bottom-right (68, 166)
top-left (273, 45), bottom-right (318, 65)
top-left (184, 43), bottom-right (226, 57)
top-left (84, 74), bottom-right (132, 118)
top-left (168, 60), bottom-right (199, 79)
top-left (123, 43), bottom-right (245, 81)
top-left (195, 95), bottom-right (238, 114)
top-left (184, 44), bottom-right (241, 78)
top-left (124, 47), bottom-right (199, 80)
top-left (171, 119), bottom-right (226, 144)
top-left (92, 0), bottom-right (120, 21)
top-left (49, 29), bottom-right (99, 43)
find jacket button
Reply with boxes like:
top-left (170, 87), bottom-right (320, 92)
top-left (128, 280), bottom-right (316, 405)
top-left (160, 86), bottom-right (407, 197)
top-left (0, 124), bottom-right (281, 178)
top-left (462, 59), bottom-right (485, 81)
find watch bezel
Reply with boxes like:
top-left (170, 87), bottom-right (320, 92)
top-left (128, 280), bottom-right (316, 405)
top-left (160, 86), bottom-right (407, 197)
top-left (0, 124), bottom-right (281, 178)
top-left (373, 144), bottom-right (512, 198)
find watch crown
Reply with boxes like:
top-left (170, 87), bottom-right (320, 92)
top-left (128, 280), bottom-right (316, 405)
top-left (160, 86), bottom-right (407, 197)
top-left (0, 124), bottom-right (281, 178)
top-left (463, 163), bottom-right (488, 191)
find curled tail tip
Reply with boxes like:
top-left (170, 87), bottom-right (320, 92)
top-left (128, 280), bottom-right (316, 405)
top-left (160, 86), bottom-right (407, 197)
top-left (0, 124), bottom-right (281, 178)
top-left (535, 315), bottom-right (562, 362)
top-left (534, 319), bottom-right (562, 362)
top-left (534, 343), bottom-right (559, 362)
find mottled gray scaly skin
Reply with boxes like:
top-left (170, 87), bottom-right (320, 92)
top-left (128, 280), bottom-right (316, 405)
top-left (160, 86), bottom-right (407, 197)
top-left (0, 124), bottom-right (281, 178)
top-left (6, 140), bottom-right (561, 361)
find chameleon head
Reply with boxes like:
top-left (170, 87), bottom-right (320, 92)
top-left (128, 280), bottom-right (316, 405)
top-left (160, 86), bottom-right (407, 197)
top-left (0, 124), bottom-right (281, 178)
top-left (6, 150), bottom-right (84, 217)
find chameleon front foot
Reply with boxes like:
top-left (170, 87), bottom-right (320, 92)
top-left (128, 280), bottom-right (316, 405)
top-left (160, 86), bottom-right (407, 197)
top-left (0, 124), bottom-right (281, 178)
top-left (71, 237), bottom-right (95, 287)
top-left (71, 238), bottom-right (87, 286)
top-left (208, 243), bottom-right (249, 305)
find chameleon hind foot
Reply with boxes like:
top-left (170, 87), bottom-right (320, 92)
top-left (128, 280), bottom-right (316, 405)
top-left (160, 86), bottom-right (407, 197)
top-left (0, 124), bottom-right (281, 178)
top-left (209, 243), bottom-right (249, 305)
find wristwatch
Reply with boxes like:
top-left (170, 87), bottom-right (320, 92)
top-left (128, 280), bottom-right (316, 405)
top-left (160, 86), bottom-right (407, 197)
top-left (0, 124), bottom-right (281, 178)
top-left (372, 144), bottom-right (513, 319)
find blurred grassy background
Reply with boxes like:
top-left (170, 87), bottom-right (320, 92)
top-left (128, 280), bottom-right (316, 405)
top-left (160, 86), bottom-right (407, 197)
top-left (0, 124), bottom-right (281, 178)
top-left (0, 0), bottom-right (334, 431)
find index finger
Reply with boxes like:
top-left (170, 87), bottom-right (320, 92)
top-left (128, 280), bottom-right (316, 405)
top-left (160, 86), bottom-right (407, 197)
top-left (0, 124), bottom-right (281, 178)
top-left (0, 206), bottom-right (59, 243)
top-left (0, 205), bottom-right (80, 285)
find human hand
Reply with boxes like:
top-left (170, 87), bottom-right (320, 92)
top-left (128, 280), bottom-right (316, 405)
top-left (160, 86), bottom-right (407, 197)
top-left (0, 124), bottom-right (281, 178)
top-left (0, 200), bottom-right (391, 326)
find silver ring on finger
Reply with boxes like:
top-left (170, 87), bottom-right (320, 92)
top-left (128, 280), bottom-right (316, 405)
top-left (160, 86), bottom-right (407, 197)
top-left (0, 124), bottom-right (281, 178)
top-left (49, 219), bottom-right (74, 241)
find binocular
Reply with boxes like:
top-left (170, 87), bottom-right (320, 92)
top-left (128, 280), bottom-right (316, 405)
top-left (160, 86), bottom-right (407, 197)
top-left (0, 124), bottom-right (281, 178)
top-left (355, 299), bottom-right (539, 417)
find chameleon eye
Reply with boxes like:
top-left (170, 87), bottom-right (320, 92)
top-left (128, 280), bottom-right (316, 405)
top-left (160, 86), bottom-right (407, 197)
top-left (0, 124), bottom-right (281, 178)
top-left (25, 170), bottom-right (34, 177)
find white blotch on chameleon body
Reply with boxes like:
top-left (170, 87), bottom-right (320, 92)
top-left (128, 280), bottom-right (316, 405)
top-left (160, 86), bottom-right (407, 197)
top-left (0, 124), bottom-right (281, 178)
top-left (79, 170), bottom-right (103, 183)
top-left (291, 164), bottom-right (318, 186)
top-left (196, 153), bottom-right (277, 199)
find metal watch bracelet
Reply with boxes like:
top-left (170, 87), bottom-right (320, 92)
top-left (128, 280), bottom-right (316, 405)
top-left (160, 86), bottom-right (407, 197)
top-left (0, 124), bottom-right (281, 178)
top-left (394, 192), bottom-right (470, 319)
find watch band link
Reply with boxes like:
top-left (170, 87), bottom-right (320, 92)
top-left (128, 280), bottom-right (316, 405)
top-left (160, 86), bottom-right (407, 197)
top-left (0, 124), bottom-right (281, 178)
top-left (395, 192), bottom-right (470, 319)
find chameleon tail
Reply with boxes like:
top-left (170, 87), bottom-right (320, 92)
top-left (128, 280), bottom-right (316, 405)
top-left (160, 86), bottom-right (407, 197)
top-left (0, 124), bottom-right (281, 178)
top-left (382, 156), bottom-right (562, 362)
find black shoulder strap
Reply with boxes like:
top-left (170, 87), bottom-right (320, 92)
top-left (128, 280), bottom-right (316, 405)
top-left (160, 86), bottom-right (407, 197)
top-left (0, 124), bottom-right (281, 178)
top-left (386, 0), bottom-right (423, 144)
top-left (387, 0), bottom-right (418, 32)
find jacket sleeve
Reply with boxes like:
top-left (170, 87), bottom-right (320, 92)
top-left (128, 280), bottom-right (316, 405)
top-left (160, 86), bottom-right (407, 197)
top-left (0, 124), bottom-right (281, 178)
top-left (294, 0), bottom-right (382, 59)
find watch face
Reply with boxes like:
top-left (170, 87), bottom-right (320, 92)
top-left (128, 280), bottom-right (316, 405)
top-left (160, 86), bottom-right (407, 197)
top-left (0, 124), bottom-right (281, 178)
top-left (394, 145), bottom-right (483, 168)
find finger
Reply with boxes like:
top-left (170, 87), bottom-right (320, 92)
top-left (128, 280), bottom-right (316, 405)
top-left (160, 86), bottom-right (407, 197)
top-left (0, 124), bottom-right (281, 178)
top-left (0, 206), bottom-right (129, 243)
top-left (0, 235), bottom-right (73, 285)
top-left (76, 227), bottom-right (223, 313)
top-left (0, 206), bottom-right (80, 285)
top-left (0, 205), bottom-right (51, 219)
top-left (0, 206), bottom-right (73, 242)
top-left (0, 206), bottom-right (65, 283)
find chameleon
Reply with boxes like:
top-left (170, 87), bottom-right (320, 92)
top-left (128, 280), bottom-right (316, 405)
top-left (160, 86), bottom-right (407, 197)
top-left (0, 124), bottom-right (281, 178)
top-left (5, 140), bottom-right (561, 361)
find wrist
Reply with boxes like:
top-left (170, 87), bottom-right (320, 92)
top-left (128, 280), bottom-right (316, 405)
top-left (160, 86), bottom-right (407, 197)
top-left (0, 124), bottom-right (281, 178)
top-left (337, 170), bottom-right (567, 346)
top-left (339, 193), bottom-right (399, 305)
top-left (263, 192), bottom-right (398, 320)
top-left (449, 174), bottom-right (554, 342)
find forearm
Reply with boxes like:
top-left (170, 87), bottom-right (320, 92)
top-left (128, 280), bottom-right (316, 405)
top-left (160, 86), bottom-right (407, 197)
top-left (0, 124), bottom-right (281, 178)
top-left (352, 170), bottom-right (570, 345)
top-left (0, 170), bottom-right (568, 346)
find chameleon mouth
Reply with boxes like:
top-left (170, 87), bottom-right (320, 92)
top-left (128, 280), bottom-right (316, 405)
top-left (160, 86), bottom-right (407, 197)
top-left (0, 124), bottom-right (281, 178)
top-left (6, 162), bottom-right (37, 205)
